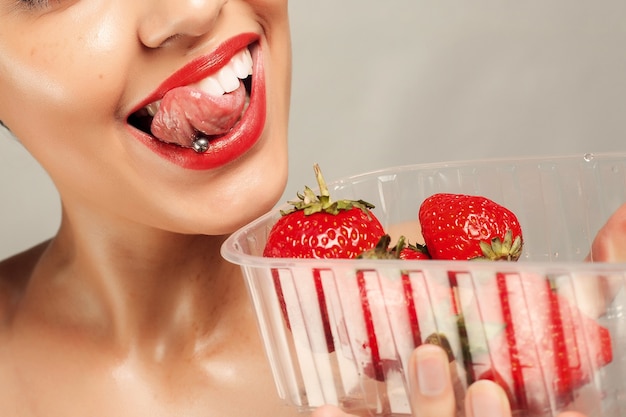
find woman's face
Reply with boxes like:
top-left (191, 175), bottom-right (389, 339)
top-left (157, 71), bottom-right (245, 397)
top-left (0, 0), bottom-right (291, 235)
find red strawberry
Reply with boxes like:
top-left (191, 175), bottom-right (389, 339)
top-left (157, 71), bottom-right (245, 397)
top-left (418, 193), bottom-right (523, 261)
top-left (356, 235), bottom-right (434, 381)
top-left (357, 235), bottom-right (430, 260)
top-left (264, 164), bottom-right (385, 259)
top-left (263, 164), bottom-right (386, 352)
top-left (399, 242), bottom-right (431, 260)
top-left (460, 273), bottom-right (613, 413)
top-left (357, 235), bottom-right (409, 381)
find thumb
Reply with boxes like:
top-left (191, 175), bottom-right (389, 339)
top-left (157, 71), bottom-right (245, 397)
top-left (408, 344), bottom-right (456, 417)
top-left (465, 380), bottom-right (511, 417)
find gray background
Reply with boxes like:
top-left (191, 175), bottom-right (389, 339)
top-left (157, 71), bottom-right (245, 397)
top-left (2, 1), bottom-right (626, 259)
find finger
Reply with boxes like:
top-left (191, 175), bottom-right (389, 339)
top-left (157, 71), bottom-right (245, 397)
top-left (586, 202), bottom-right (626, 262)
top-left (408, 344), bottom-right (456, 417)
top-left (465, 380), bottom-right (511, 417)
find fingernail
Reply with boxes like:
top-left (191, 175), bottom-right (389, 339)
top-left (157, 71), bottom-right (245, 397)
top-left (469, 381), bottom-right (506, 417)
top-left (414, 345), bottom-right (448, 397)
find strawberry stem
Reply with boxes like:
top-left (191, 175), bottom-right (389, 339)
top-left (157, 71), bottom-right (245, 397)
top-left (475, 229), bottom-right (523, 261)
top-left (314, 163), bottom-right (330, 200)
top-left (281, 164), bottom-right (376, 217)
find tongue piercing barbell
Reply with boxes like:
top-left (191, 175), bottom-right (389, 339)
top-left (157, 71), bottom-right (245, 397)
top-left (192, 137), bottom-right (210, 153)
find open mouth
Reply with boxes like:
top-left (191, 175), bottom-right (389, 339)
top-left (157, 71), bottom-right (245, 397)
top-left (127, 46), bottom-right (254, 152)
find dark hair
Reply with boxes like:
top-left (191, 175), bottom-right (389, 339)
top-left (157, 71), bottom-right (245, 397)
top-left (0, 120), bottom-right (8, 131)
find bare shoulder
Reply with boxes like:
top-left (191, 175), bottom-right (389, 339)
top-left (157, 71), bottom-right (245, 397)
top-left (0, 241), bottom-right (49, 324)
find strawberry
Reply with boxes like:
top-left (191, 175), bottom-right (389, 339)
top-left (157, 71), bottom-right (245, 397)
top-left (399, 242), bottom-right (431, 260)
top-left (357, 235), bottom-right (433, 381)
top-left (263, 164), bottom-right (385, 259)
top-left (418, 193), bottom-right (523, 261)
top-left (356, 235), bottom-right (408, 381)
top-left (358, 236), bottom-right (612, 409)
top-left (459, 273), bottom-right (613, 413)
top-left (263, 164), bottom-right (386, 352)
top-left (357, 234), bottom-right (430, 260)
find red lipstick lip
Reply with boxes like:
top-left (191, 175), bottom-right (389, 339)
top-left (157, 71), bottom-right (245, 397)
top-left (130, 33), bottom-right (259, 112)
top-left (126, 33), bottom-right (267, 171)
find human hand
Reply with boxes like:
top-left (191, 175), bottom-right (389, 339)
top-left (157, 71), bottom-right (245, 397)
top-left (586, 202), bottom-right (626, 262)
top-left (564, 202), bottom-right (626, 317)
top-left (310, 344), bottom-right (589, 417)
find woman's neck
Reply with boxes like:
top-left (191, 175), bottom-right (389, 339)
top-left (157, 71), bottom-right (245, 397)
top-left (19, 209), bottom-right (246, 359)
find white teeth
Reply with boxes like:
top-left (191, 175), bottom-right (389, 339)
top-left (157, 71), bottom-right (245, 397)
top-left (216, 65), bottom-right (241, 93)
top-left (204, 48), bottom-right (252, 96)
top-left (244, 48), bottom-right (253, 75)
top-left (197, 77), bottom-right (224, 97)
top-left (233, 48), bottom-right (253, 78)
top-left (141, 47), bottom-right (253, 114)
top-left (198, 47), bottom-right (253, 97)
top-left (145, 100), bottom-right (161, 117)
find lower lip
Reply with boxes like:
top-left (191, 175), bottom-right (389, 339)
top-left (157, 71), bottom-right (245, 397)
top-left (127, 44), bottom-right (266, 170)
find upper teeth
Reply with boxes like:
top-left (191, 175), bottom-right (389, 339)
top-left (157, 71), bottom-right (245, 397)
top-left (145, 47), bottom-right (253, 117)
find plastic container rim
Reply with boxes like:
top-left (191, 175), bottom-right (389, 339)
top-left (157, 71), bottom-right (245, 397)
top-left (221, 152), bottom-right (626, 273)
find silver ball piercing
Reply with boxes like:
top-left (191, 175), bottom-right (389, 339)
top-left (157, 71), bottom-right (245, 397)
top-left (192, 137), bottom-right (210, 153)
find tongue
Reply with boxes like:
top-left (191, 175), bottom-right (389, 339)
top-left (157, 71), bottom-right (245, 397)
top-left (150, 82), bottom-right (246, 148)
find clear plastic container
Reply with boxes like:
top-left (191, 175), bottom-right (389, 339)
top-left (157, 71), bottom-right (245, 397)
top-left (221, 153), bottom-right (626, 417)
